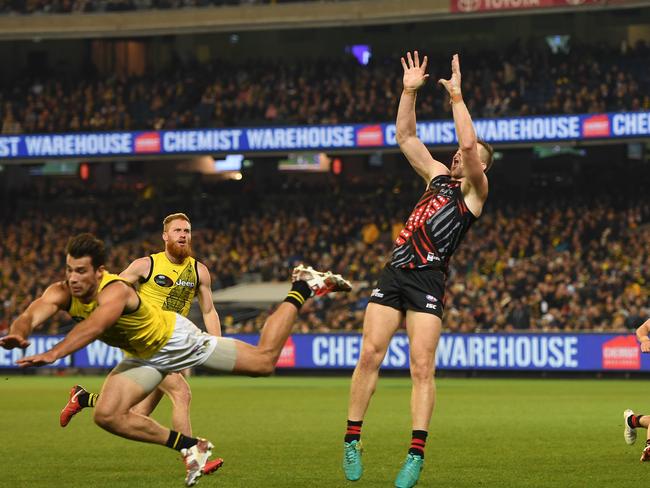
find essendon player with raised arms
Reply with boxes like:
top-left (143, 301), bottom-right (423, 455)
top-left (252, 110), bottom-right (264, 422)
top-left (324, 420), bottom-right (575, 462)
top-left (343, 52), bottom-right (494, 488)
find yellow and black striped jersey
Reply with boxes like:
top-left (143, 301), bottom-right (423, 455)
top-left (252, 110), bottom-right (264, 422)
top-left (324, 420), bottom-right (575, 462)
top-left (139, 252), bottom-right (199, 317)
top-left (68, 272), bottom-right (175, 358)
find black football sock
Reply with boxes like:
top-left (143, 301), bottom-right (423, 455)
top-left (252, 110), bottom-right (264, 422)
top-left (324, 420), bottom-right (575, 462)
top-left (284, 281), bottom-right (312, 310)
top-left (77, 391), bottom-right (98, 408)
top-left (629, 414), bottom-right (645, 429)
top-left (166, 430), bottom-right (198, 451)
top-left (408, 430), bottom-right (428, 458)
top-left (345, 420), bottom-right (363, 443)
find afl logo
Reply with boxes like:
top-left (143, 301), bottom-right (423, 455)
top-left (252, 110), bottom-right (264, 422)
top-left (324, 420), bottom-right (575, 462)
top-left (154, 274), bottom-right (174, 287)
top-left (457, 0), bottom-right (481, 11)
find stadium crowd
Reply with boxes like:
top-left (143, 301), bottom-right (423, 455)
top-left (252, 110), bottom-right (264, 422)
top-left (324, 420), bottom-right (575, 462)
top-left (0, 0), bottom-right (318, 14)
top-left (1, 175), bottom-right (648, 335)
top-left (1, 40), bottom-right (649, 135)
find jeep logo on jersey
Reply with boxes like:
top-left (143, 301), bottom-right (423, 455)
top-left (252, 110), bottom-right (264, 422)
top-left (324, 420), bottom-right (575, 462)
top-left (175, 279), bottom-right (195, 288)
top-left (154, 274), bottom-right (174, 287)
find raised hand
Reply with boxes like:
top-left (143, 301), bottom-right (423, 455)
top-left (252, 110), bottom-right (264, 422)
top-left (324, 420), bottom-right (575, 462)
top-left (0, 334), bottom-right (30, 350)
top-left (16, 350), bottom-right (58, 368)
top-left (438, 53), bottom-right (463, 101)
top-left (401, 51), bottom-right (429, 93)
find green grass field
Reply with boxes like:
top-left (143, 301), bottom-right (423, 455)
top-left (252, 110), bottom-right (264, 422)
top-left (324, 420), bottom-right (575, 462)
top-left (1, 375), bottom-right (649, 487)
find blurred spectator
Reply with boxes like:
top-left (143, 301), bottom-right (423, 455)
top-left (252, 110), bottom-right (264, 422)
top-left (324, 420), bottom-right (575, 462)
top-left (0, 0), bottom-right (336, 13)
top-left (1, 174), bottom-right (648, 334)
top-left (0, 41), bottom-right (648, 134)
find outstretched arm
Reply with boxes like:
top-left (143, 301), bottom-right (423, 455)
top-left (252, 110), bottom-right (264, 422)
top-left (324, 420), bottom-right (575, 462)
top-left (119, 256), bottom-right (152, 284)
top-left (438, 53), bottom-right (488, 199)
top-left (396, 51), bottom-right (449, 184)
top-left (16, 282), bottom-right (130, 367)
top-left (637, 318), bottom-right (650, 353)
top-left (197, 262), bottom-right (221, 336)
top-left (0, 282), bottom-right (69, 350)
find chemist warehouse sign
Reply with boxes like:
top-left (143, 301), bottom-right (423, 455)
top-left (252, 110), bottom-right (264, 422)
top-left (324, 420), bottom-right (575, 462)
top-left (0, 111), bottom-right (648, 159)
top-left (0, 333), bottom-right (646, 372)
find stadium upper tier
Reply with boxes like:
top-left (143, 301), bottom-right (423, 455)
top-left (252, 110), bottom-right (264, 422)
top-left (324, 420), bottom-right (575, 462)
top-left (0, 0), bottom-right (452, 40)
top-left (0, 42), bottom-right (650, 134)
top-left (1, 172), bottom-right (648, 334)
top-left (1, 42), bottom-right (648, 135)
top-left (0, 0), bottom-right (351, 14)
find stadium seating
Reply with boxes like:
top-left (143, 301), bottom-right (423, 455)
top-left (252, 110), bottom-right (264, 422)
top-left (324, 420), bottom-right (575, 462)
top-left (1, 175), bottom-right (647, 334)
top-left (1, 41), bottom-right (649, 135)
top-left (0, 0), bottom-right (319, 15)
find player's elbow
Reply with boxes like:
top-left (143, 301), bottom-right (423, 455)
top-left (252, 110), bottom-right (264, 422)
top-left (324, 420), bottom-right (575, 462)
top-left (396, 131), bottom-right (413, 146)
top-left (459, 139), bottom-right (477, 152)
top-left (18, 311), bottom-right (34, 328)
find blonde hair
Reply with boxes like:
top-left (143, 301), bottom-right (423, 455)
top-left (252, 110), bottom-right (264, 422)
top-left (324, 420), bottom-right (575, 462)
top-left (163, 213), bottom-right (191, 231)
top-left (478, 138), bottom-right (495, 172)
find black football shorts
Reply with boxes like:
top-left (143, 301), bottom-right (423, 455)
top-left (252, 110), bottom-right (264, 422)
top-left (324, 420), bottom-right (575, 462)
top-left (368, 265), bottom-right (445, 318)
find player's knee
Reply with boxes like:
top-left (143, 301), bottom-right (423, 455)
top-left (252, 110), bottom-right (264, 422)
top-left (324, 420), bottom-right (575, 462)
top-left (358, 344), bottom-right (384, 370)
top-left (246, 351), bottom-right (275, 377)
top-left (130, 403), bottom-right (148, 417)
top-left (173, 384), bottom-right (192, 406)
top-left (182, 385), bottom-right (192, 405)
top-left (256, 366), bottom-right (274, 377)
top-left (256, 356), bottom-right (276, 376)
top-left (410, 358), bottom-right (435, 382)
top-left (167, 378), bottom-right (192, 405)
top-left (93, 407), bottom-right (118, 431)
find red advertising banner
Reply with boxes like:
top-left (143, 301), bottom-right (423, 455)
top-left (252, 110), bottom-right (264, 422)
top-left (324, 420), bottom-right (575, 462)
top-left (276, 336), bottom-right (296, 368)
top-left (602, 335), bottom-right (640, 370)
top-left (451, 0), bottom-right (603, 13)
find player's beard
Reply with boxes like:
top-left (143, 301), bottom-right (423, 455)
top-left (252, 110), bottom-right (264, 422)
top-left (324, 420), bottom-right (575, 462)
top-left (168, 240), bottom-right (192, 261)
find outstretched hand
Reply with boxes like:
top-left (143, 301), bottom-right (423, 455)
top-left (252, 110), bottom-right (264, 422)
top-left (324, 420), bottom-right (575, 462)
top-left (438, 53), bottom-right (462, 101)
top-left (16, 350), bottom-right (58, 368)
top-left (401, 51), bottom-right (429, 93)
top-left (0, 334), bottom-right (30, 350)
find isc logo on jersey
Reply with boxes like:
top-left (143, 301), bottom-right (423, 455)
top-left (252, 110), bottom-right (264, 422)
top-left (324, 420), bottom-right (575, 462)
top-left (425, 294), bottom-right (437, 309)
top-left (371, 288), bottom-right (384, 298)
